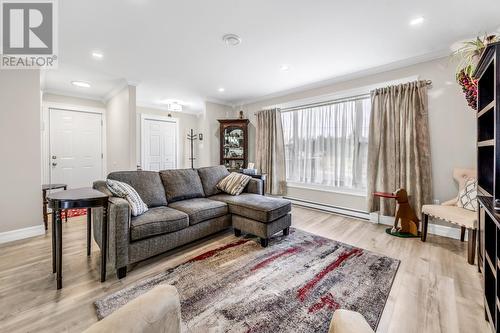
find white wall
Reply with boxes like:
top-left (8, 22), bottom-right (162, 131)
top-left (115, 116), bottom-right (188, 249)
top-left (106, 85), bottom-right (137, 173)
top-left (197, 102), bottom-right (234, 167)
top-left (0, 70), bottom-right (43, 234)
top-left (136, 106), bottom-right (199, 169)
top-left (239, 56), bottom-right (477, 213)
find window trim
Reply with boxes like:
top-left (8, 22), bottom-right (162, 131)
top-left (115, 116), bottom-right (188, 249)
top-left (263, 75), bottom-right (419, 111)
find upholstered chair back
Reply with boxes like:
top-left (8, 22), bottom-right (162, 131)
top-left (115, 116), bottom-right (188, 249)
top-left (452, 168), bottom-right (476, 193)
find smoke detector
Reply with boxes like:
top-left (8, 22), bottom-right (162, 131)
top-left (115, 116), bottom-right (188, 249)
top-left (222, 34), bottom-right (242, 46)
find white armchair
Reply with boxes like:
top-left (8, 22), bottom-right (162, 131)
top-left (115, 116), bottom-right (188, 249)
top-left (421, 168), bottom-right (477, 265)
top-left (84, 285), bottom-right (181, 333)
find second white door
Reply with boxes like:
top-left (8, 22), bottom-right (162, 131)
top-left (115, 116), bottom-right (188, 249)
top-left (142, 118), bottom-right (177, 171)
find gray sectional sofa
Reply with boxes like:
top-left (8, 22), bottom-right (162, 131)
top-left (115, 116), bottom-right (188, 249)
top-left (92, 165), bottom-right (291, 279)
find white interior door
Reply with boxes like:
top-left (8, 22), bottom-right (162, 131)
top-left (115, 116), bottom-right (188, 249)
top-left (143, 118), bottom-right (177, 171)
top-left (49, 108), bottom-right (103, 188)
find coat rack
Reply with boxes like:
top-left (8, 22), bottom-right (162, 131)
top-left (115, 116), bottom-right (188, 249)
top-left (187, 129), bottom-right (197, 169)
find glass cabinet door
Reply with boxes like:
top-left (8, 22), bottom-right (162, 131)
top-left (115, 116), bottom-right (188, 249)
top-left (223, 127), bottom-right (244, 169)
top-left (219, 119), bottom-right (249, 171)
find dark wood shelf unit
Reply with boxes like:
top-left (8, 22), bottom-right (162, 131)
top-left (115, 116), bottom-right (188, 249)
top-left (478, 108), bottom-right (495, 142)
top-left (218, 119), bottom-right (249, 171)
top-left (474, 41), bottom-right (500, 333)
top-left (478, 145), bottom-right (495, 196)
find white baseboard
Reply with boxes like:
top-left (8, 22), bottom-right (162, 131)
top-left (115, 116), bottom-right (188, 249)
top-left (368, 212), bottom-right (465, 241)
top-left (0, 224), bottom-right (45, 244)
top-left (286, 197), bottom-right (370, 220)
top-left (287, 200), bottom-right (465, 241)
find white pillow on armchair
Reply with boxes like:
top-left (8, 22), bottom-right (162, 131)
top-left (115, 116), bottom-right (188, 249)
top-left (457, 178), bottom-right (478, 212)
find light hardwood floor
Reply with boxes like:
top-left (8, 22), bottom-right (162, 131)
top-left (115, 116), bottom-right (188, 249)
top-left (0, 206), bottom-right (489, 333)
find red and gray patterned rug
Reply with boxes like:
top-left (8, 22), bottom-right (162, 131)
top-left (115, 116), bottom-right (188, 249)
top-left (95, 229), bottom-right (399, 332)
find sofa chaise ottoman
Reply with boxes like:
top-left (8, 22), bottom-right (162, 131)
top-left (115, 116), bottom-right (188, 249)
top-left (92, 165), bottom-right (291, 279)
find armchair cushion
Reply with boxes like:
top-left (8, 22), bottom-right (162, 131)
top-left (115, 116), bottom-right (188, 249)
top-left (453, 168), bottom-right (476, 193)
top-left (84, 285), bottom-right (181, 333)
top-left (328, 309), bottom-right (374, 333)
top-left (422, 204), bottom-right (477, 229)
top-left (131, 207), bottom-right (189, 241)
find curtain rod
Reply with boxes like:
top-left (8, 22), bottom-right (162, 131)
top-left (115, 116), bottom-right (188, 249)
top-left (280, 93), bottom-right (370, 113)
top-left (253, 80), bottom-right (433, 115)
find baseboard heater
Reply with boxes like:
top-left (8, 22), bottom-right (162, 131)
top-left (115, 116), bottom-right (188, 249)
top-left (284, 196), bottom-right (370, 220)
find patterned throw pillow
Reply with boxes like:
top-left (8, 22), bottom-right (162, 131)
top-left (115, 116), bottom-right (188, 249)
top-left (106, 179), bottom-right (148, 216)
top-left (457, 178), bottom-right (477, 212)
top-left (217, 172), bottom-right (252, 196)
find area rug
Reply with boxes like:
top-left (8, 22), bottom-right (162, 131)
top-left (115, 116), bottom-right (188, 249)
top-left (64, 208), bottom-right (87, 218)
top-left (95, 229), bottom-right (399, 332)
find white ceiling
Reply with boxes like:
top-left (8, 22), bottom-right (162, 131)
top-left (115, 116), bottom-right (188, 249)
top-left (43, 0), bottom-right (500, 113)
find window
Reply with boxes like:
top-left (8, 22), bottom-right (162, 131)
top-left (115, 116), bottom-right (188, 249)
top-left (281, 95), bottom-right (371, 193)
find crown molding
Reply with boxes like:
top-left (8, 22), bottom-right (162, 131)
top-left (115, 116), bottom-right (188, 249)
top-left (204, 97), bottom-right (235, 108)
top-left (236, 49), bottom-right (451, 106)
top-left (42, 89), bottom-right (104, 103)
top-left (102, 81), bottom-right (130, 104)
top-left (136, 101), bottom-right (202, 115)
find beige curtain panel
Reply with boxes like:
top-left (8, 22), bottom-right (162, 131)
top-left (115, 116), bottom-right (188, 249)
top-left (255, 109), bottom-right (287, 195)
top-left (367, 80), bottom-right (433, 218)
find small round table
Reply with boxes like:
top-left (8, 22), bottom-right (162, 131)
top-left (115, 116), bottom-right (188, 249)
top-left (47, 188), bottom-right (109, 289)
top-left (42, 184), bottom-right (67, 230)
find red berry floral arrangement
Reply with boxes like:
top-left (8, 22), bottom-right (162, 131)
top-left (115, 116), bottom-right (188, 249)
top-left (453, 34), bottom-right (498, 110)
top-left (456, 69), bottom-right (478, 110)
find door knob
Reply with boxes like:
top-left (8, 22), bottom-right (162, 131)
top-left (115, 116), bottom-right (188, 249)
top-left (52, 162), bottom-right (57, 167)
top-left (52, 155), bottom-right (57, 160)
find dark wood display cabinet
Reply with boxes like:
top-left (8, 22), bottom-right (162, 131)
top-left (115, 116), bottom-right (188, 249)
top-left (473, 41), bottom-right (500, 332)
top-left (218, 119), bottom-right (249, 171)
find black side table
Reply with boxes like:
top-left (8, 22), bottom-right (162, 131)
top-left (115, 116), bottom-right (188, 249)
top-left (42, 184), bottom-right (67, 230)
top-left (47, 188), bottom-right (109, 289)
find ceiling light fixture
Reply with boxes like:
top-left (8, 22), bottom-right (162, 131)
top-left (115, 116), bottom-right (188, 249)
top-left (218, 88), bottom-right (225, 92)
top-left (280, 64), bottom-right (290, 72)
top-left (409, 16), bottom-right (425, 26)
top-left (92, 51), bottom-right (104, 59)
top-left (167, 102), bottom-right (182, 112)
top-left (71, 81), bottom-right (91, 88)
top-left (160, 99), bottom-right (185, 105)
top-left (222, 34), bottom-right (242, 46)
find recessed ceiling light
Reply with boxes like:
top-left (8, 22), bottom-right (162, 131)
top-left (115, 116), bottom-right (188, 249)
top-left (409, 16), bottom-right (425, 26)
top-left (92, 51), bottom-right (103, 59)
top-left (218, 88), bottom-right (225, 92)
top-left (280, 64), bottom-right (290, 72)
top-left (71, 81), bottom-right (91, 88)
top-left (222, 34), bottom-right (242, 46)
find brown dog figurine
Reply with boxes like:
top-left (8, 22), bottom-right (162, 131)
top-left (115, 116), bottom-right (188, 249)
top-left (390, 188), bottom-right (420, 236)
